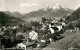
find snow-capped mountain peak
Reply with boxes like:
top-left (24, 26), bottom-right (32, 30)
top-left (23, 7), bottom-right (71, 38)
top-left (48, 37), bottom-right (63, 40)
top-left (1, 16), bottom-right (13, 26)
top-left (53, 3), bottom-right (65, 9)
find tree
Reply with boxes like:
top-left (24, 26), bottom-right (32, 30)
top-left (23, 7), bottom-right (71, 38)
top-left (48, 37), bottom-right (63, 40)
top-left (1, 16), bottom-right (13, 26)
top-left (42, 18), bottom-right (47, 23)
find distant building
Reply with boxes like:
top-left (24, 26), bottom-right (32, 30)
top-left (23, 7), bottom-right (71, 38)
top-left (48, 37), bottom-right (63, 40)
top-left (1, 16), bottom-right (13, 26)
top-left (62, 22), bottom-right (66, 26)
top-left (52, 20), bottom-right (58, 23)
top-left (29, 30), bottom-right (38, 40)
top-left (49, 21), bottom-right (63, 33)
top-left (17, 43), bottom-right (26, 50)
top-left (49, 27), bottom-right (55, 34)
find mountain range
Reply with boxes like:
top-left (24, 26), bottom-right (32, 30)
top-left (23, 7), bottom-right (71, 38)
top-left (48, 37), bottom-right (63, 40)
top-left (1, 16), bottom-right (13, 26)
top-left (1, 4), bottom-right (73, 23)
top-left (0, 4), bottom-right (74, 26)
top-left (23, 4), bottom-right (73, 20)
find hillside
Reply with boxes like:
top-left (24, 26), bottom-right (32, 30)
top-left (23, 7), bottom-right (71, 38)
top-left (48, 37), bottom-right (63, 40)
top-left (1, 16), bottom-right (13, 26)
top-left (65, 7), bottom-right (80, 23)
top-left (42, 30), bottom-right (80, 50)
top-left (0, 11), bottom-right (25, 27)
top-left (4, 11), bottom-right (24, 18)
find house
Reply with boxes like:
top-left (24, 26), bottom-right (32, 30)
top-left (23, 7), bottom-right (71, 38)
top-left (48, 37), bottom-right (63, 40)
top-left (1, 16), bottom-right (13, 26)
top-left (49, 21), bottom-right (63, 34)
top-left (29, 30), bottom-right (38, 40)
top-left (17, 38), bottom-right (37, 50)
top-left (17, 43), bottom-right (26, 50)
top-left (62, 22), bottom-right (66, 26)
top-left (1, 26), bottom-right (6, 31)
top-left (49, 27), bottom-right (55, 34)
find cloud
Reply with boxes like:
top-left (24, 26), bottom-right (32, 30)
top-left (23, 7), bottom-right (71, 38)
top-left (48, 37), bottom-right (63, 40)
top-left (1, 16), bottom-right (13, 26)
top-left (20, 3), bottom-right (37, 7)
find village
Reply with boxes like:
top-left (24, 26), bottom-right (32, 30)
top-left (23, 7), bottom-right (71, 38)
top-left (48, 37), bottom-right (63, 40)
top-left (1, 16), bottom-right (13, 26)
top-left (0, 17), bottom-right (79, 50)
top-left (0, 0), bottom-right (80, 50)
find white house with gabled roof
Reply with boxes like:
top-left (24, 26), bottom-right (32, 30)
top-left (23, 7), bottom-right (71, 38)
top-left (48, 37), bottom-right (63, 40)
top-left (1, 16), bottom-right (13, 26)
top-left (29, 30), bottom-right (38, 40)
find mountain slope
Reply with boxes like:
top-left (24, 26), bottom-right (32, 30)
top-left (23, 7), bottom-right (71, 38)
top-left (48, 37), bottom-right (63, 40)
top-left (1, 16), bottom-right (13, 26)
top-left (64, 7), bottom-right (80, 28)
top-left (65, 7), bottom-right (80, 22)
top-left (23, 4), bottom-right (73, 20)
top-left (42, 31), bottom-right (80, 50)
top-left (4, 11), bottom-right (24, 18)
top-left (0, 11), bottom-right (24, 27)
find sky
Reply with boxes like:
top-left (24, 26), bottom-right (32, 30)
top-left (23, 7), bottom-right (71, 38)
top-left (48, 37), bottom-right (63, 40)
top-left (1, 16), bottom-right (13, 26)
top-left (0, 0), bottom-right (80, 13)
